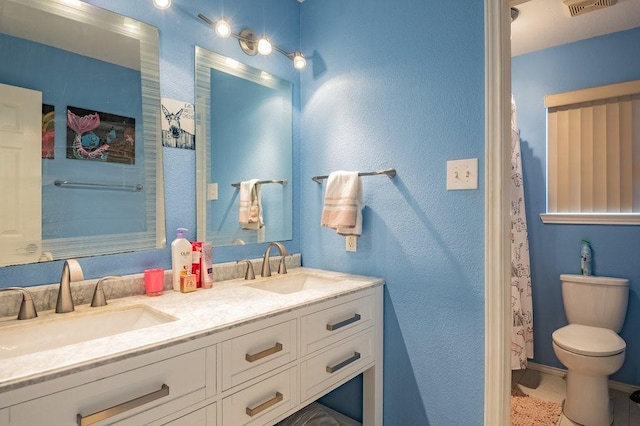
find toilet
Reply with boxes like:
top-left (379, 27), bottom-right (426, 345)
top-left (552, 274), bottom-right (629, 426)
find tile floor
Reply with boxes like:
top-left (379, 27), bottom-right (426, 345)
top-left (512, 368), bottom-right (640, 425)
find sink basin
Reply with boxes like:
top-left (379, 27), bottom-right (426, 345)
top-left (0, 305), bottom-right (176, 359)
top-left (245, 274), bottom-right (342, 294)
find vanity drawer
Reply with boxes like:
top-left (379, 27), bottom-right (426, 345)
top-left (301, 329), bottom-right (374, 402)
top-left (300, 294), bottom-right (374, 355)
top-left (8, 349), bottom-right (206, 426)
top-left (155, 402), bottom-right (216, 426)
top-left (222, 367), bottom-right (297, 426)
top-left (222, 319), bottom-right (297, 390)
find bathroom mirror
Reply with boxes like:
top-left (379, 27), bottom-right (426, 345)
top-left (195, 47), bottom-right (293, 247)
top-left (0, 0), bottom-right (164, 267)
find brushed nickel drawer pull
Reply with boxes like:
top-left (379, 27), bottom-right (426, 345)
top-left (77, 384), bottom-right (169, 426)
top-left (326, 313), bottom-right (361, 331)
top-left (246, 342), bottom-right (283, 362)
top-left (326, 352), bottom-right (361, 374)
top-left (245, 392), bottom-right (283, 417)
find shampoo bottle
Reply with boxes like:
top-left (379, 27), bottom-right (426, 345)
top-left (171, 228), bottom-right (192, 291)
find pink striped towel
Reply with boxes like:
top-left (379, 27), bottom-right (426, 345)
top-left (321, 171), bottom-right (363, 236)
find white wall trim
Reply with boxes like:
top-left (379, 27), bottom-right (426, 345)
top-left (540, 213), bottom-right (640, 225)
top-left (527, 362), bottom-right (640, 394)
top-left (484, 1), bottom-right (512, 425)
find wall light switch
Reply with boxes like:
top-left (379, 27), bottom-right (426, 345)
top-left (446, 158), bottom-right (478, 190)
top-left (207, 183), bottom-right (218, 200)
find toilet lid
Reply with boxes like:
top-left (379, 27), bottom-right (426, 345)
top-left (552, 324), bottom-right (625, 357)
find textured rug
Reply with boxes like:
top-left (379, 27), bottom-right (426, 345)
top-left (511, 387), bottom-right (563, 426)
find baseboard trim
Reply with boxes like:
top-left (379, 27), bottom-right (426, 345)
top-left (527, 362), bottom-right (639, 394)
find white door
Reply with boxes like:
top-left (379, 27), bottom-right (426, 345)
top-left (0, 83), bottom-right (42, 266)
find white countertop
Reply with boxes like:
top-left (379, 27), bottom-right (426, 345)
top-left (0, 268), bottom-right (383, 393)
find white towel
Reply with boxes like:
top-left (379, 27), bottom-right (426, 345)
top-left (239, 179), bottom-right (263, 229)
top-left (321, 171), bottom-right (363, 236)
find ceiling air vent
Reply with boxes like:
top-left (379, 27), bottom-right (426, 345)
top-left (562, 0), bottom-right (617, 17)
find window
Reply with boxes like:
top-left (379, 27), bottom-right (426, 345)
top-left (541, 80), bottom-right (640, 225)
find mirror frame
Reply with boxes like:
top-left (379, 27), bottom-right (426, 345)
top-left (195, 46), bottom-right (293, 246)
top-left (0, 0), bottom-right (165, 265)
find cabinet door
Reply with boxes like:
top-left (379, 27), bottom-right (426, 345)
top-left (10, 350), bottom-right (206, 425)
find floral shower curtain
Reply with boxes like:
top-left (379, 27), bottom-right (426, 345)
top-left (510, 95), bottom-right (534, 370)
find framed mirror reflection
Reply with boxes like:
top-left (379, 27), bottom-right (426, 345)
top-left (0, 0), bottom-right (165, 267)
top-left (195, 47), bottom-right (293, 247)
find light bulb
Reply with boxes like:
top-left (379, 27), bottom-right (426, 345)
top-left (257, 38), bottom-right (272, 55)
top-left (215, 19), bottom-right (231, 38)
top-left (153, 0), bottom-right (171, 9)
top-left (292, 51), bottom-right (306, 70)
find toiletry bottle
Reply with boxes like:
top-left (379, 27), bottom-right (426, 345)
top-left (171, 228), bottom-right (192, 291)
top-left (201, 242), bottom-right (214, 289)
top-left (580, 240), bottom-right (592, 276)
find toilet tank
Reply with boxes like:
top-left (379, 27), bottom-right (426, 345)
top-left (561, 274), bottom-right (629, 332)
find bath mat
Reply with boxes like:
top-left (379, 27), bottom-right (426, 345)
top-left (511, 387), bottom-right (563, 426)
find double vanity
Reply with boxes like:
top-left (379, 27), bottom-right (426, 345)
top-left (0, 264), bottom-right (383, 426)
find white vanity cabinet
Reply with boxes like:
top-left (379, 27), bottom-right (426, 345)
top-left (1, 281), bottom-right (383, 426)
top-left (6, 347), bottom-right (209, 426)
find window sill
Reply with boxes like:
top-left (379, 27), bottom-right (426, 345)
top-left (540, 213), bottom-right (640, 225)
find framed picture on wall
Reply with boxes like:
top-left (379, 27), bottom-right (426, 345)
top-left (42, 104), bottom-right (55, 159)
top-left (161, 98), bottom-right (195, 150)
top-left (66, 106), bottom-right (136, 164)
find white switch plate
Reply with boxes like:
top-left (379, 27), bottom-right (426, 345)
top-left (207, 183), bottom-right (218, 200)
top-left (346, 235), bottom-right (357, 252)
top-left (446, 158), bottom-right (478, 190)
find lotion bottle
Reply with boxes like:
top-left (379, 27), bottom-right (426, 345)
top-left (171, 228), bottom-right (192, 291)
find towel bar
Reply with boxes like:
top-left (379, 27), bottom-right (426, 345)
top-left (231, 179), bottom-right (288, 188)
top-left (54, 180), bottom-right (143, 191)
top-left (312, 168), bottom-right (396, 184)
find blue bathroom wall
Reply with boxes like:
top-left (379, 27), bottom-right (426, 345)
top-left (0, 0), bottom-right (301, 286)
top-left (299, 1), bottom-right (486, 424)
top-left (0, 34), bottom-right (145, 239)
top-left (512, 27), bottom-right (640, 386)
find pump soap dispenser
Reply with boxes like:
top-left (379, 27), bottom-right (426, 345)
top-left (171, 228), bottom-right (192, 291)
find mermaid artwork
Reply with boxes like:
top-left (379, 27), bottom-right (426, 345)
top-left (67, 109), bottom-right (111, 160)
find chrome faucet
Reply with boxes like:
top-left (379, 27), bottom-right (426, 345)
top-left (0, 287), bottom-right (38, 320)
top-left (91, 276), bottom-right (120, 307)
top-left (56, 259), bottom-right (84, 314)
top-left (260, 242), bottom-right (289, 277)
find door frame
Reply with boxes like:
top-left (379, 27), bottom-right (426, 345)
top-left (484, 0), bottom-right (511, 425)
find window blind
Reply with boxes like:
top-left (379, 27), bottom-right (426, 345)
top-left (544, 81), bottom-right (640, 215)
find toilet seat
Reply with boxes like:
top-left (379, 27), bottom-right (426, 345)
top-left (552, 324), bottom-right (625, 357)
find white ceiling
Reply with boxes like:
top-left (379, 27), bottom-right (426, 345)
top-left (510, 0), bottom-right (640, 57)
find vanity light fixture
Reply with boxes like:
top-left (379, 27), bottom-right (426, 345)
top-left (197, 13), bottom-right (307, 70)
top-left (153, 0), bottom-right (171, 10)
top-left (215, 19), bottom-right (232, 38)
